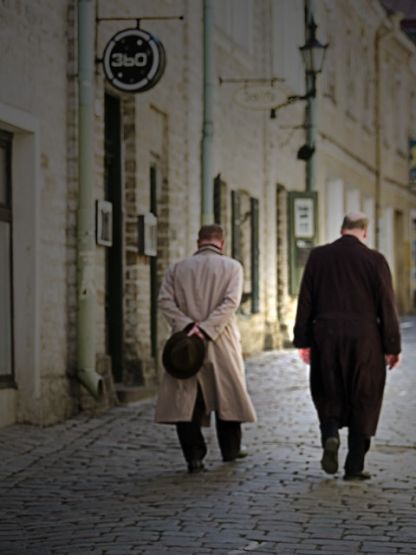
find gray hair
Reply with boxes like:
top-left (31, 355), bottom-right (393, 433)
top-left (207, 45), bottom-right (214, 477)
top-left (341, 211), bottom-right (369, 231)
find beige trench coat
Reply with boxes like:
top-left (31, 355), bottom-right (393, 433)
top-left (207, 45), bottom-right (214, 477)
top-left (155, 245), bottom-right (257, 424)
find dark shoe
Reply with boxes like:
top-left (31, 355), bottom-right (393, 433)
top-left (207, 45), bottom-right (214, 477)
top-left (321, 436), bottom-right (340, 474)
top-left (187, 459), bottom-right (205, 474)
top-left (223, 449), bottom-right (248, 462)
top-left (343, 470), bottom-right (371, 481)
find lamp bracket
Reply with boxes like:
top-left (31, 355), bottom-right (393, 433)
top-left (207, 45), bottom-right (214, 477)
top-left (96, 15), bottom-right (184, 28)
top-left (270, 88), bottom-right (316, 119)
top-left (219, 77), bottom-right (284, 85)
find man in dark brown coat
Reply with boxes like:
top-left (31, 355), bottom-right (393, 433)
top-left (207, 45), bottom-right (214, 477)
top-left (293, 212), bottom-right (401, 481)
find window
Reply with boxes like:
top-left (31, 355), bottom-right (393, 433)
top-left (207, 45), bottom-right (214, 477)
top-left (213, 174), bottom-right (231, 256)
top-left (231, 190), bottom-right (260, 314)
top-left (214, 174), bottom-right (227, 224)
top-left (0, 130), bottom-right (13, 383)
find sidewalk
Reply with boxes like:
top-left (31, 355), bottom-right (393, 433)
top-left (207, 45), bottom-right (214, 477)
top-left (0, 317), bottom-right (415, 555)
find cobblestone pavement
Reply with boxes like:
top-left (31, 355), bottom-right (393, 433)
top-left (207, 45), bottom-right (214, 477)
top-left (0, 318), bottom-right (415, 555)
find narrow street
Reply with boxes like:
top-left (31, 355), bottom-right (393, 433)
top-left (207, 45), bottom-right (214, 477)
top-left (0, 317), bottom-right (415, 555)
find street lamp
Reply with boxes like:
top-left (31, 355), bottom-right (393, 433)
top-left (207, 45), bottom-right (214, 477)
top-left (275, 15), bottom-right (328, 294)
top-left (270, 16), bottom-right (328, 115)
top-left (299, 17), bottom-right (328, 99)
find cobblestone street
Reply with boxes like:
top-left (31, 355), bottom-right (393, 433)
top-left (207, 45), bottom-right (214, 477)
top-left (0, 317), bottom-right (415, 555)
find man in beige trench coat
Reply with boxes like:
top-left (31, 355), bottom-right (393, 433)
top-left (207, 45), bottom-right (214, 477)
top-left (155, 224), bottom-right (257, 473)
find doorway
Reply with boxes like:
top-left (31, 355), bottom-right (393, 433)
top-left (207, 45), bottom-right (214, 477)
top-left (394, 209), bottom-right (405, 313)
top-left (104, 93), bottom-right (124, 382)
top-left (0, 130), bottom-right (14, 385)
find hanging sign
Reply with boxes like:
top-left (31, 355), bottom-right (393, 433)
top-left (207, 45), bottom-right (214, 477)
top-left (103, 28), bottom-right (166, 93)
top-left (233, 84), bottom-right (282, 110)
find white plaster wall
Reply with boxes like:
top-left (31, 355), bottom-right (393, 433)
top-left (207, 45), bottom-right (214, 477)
top-left (0, 1), bottom-right (75, 426)
top-left (326, 178), bottom-right (344, 242)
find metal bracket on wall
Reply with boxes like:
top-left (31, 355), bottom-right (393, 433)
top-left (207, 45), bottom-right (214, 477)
top-left (95, 14), bottom-right (184, 65)
top-left (218, 77), bottom-right (284, 85)
top-left (96, 15), bottom-right (184, 26)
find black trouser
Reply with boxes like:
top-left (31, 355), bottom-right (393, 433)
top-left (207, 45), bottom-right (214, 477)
top-left (344, 429), bottom-right (371, 475)
top-left (320, 419), bottom-right (339, 446)
top-left (176, 387), bottom-right (241, 463)
top-left (320, 419), bottom-right (371, 474)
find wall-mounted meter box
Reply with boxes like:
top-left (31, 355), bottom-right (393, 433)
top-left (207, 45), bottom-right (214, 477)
top-left (288, 191), bottom-right (318, 295)
top-left (138, 213), bottom-right (157, 256)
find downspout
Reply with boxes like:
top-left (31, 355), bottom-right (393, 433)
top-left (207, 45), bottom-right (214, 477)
top-left (201, 0), bottom-right (215, 225)
top-left (305, 0), bottom-right (316, 193)
top-left (76, 0), bottom-right (103, 398)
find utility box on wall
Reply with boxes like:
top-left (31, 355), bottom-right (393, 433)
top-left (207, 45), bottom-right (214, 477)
top-left (288, 191), bottom-right (318, 295)
top-left (138, 213), bottom-right (157, 256)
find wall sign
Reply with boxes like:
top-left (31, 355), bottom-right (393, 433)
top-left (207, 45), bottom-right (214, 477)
top-left (233, 84), bottom-right (281, 110)
top-left (294, 197), bottom-right (315, 238)
top-left (287, 191), bottom-right (318, 295)
top-left (96, 200), bottom-right (113, 247)
top-left (138, 213), bottom-right (157, 256)
top-left (103, 28), bottom-right (166, 93)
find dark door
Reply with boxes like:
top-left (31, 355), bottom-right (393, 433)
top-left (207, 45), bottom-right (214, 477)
top-left (104, 93), bottom-right (124, 382)
top-left (0, 130), bottom-right (14, 386)
top-left (149, 165), bottom-right (158, 359)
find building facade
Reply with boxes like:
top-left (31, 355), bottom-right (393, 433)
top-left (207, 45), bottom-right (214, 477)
top-left (0, 0), bottom-right (415, 428)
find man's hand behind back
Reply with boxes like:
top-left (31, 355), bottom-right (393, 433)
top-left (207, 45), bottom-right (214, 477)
top-left (187, 323), bottom-right (206, 341)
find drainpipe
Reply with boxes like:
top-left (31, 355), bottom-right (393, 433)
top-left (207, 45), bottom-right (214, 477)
top-left (305, 0), bottom-right (316, 193)
top-left (201, 0), bottom-right (215, 225)
top-left (77, 0), bottom-right (103, 398)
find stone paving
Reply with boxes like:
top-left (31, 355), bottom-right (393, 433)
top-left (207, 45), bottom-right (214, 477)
top-left (0, 317), bottom-right (415, 555)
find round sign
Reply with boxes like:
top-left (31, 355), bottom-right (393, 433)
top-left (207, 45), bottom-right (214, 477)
top-left (103, 28), bottom-right (166, 93)
top-left (233, 85), bottom-right (282, 110)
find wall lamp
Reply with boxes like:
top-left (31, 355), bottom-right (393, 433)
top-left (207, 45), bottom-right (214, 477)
top-left (270, 17), bottom-right (328, 119)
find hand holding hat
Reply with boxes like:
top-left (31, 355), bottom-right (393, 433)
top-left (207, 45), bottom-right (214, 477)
top-left (187, 323), bottom-right (206, 341)
top-left (162, 327), bottom-right (206, 380)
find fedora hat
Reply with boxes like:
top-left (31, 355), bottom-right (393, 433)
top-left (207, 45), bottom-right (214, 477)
top-left (162, 331), bottom-right (206, 379)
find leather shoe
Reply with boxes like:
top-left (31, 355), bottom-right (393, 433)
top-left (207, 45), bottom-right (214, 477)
top-left (321, 436), bottom-right (340, 474)
top-left (187, 459), bottom-right (205, 474)
top-left (343, 470), bottom-right (371, 481)
top-left (223, 449), bottom-right (249, 462)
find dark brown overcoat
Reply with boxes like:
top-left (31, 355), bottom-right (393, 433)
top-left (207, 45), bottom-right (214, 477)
top-left (293, 235), bottom-right (401, 436)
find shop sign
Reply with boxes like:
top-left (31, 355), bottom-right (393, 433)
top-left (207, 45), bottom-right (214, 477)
top-left (103, 28), bottom-right (166, 93)
top-left (233, 84), bottom-right (282, 110)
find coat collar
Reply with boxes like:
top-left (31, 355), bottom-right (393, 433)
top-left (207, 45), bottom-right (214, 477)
top-left (194, 244), bottom-right (224, 256)
top-left (340, 234), bottom-right (362, 244)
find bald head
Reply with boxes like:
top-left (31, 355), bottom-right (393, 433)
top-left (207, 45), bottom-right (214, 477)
top-left (341, 211), bottom-right (369, 242)
top-left (341, 211), bottom-right (369, 231)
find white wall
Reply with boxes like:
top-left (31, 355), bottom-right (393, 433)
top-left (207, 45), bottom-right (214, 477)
top-left (379, 206), bottom-right (395, 271)
top-left (326, 178), bottom-right (344, 242)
